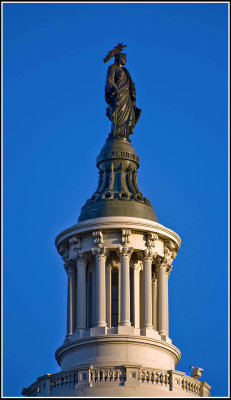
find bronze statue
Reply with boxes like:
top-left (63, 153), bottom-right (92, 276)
top-left (103, 43), bottom-right (142, 140)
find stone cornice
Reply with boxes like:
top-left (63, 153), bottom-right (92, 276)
top-left (55, 335), bottom-right (181, 367)
top-left (55, 217), bottom-right (181, 251)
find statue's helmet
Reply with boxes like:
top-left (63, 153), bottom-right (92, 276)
top-left (103, 43), bottom-right (127, 64)
top-left (115, 51), bottom-right (126, 64)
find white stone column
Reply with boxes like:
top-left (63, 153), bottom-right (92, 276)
top-left (166, 265), bottom-right (172, 336)
top-left (152, 272), bottom-right (158, 331)
top-left (156, 257), bottom-right (167, 337)
top-left (166, 273), bottom-right (169, 335)
top-left (76, 252), bottom-right (87, 332)
top-left (106, 265), bottom-right (112, 328)
top-left (142, 249), bottom-right (153, 331)
top-left (163, 240), bottom-right (176, 338)
top-left (92, 247), bottom-right (108, 328)
top-left (117, 246), bottom-right (133, 327)
top-left (132, 261), bottom-right (141, 329)
top-left (64, 258), bottom-right (76, 336)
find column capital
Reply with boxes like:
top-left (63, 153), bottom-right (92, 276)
top-left (155, 256), bottom-right (168, 271)
top-left (64, 258), bottom-right (76, 274)
top-left (92, 246), bottom-right (109, 260)
top-left (155, 257), bottom-right (172, 277)
top-left (76, 251), bottom-right (88, 263)
top-left (143, 248), bottom-right (157, 262)
top-left (117, 246), bottom-right (133, 260)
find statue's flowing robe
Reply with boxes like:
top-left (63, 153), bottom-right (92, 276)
top-left (105, 65), bottom-right (141, 133)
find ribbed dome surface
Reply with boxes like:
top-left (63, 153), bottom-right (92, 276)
top-left (78, 136), bottom-right (158, 222)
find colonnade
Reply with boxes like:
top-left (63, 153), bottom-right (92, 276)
top-left (64, 244), bottom-right (172, 338)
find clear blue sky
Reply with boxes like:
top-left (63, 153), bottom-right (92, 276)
top-left (3, 2), bottom-right (228, 397)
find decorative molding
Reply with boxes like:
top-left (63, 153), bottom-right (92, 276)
top-left (163, 240), bottom-right (177, 269)
top-left (108, 162), bottom-right (114, 191)
top-left (97, 164), bottom-right (107, 194)
top-left (121, 229), bottom-right (131, 245)
top-left (55, 217), bottom-right (181, 251)
top-left (92, 231), bottom-right (103, 247)
top-left (146, 233), bottom-right (158, 249)
top-left (164, 240), bottom-right (175, 250)
top-left (58, 245), bottom-right (69, 262)
top-left (69, 237), bottom-right (81, 251)
top-left (81, 154), bottom-right (153, 206)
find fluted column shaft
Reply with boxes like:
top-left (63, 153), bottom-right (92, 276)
top-left (118, 246), bottom-right (133, 326)
top-left (166, 273), bottom-right (169, 335)
top-left (152, 274), bottom-right (158, 331)
top-left (156, 259), bottom-right (167, 336)
top-left (142, 251), bottom-right (153, 329)
top-left (76, 253), bottom-right (87, 330)
top-left (92, 247), bottom-right (108, 327)
top-left (65, 259), bottom-right (76, 335)
top-left (106, 265), bottom-right (112, 328)
top-left (133, 262), bottom-right (141, 329)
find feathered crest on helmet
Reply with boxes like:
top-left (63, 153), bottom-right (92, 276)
top-left (103, 43), bottom-right (127, 63)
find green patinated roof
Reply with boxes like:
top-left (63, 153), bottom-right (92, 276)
top-left (78, 136), bottom-right (158, 223)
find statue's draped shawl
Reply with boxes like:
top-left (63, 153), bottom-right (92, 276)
top-left (105, 65), bottom-right (141, 131)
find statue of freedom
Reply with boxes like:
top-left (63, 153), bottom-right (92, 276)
top-left (104, 43), bottom-right (142, 140)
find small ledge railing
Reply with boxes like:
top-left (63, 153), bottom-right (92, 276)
top-left (22, 366), bottom-right (210, 397)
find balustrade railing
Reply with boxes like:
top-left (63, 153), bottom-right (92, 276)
top-left (50, 370), bottom-right (78, 391)
top-left (181, 376), bottom-right (201, 396)
top-left (22, 366), bottom-right (208, 397)
top-left (90, 367), bottom-right (126, 383)
top-left (137, 369), bottom-right (170, 385)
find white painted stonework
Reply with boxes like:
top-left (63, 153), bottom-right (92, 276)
top-left (22, 217), bottom-right (211, 397)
